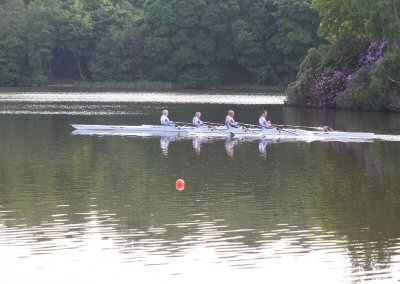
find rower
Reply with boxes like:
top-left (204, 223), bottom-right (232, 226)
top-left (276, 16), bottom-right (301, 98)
top-left (259, 110), bottom-right (272, 129)
top-left (160, 109), bottom-right (174, 126)
top-left (225, 110), bottom-right (239, 128)
top-left (192, 112), bottom-right (204, 127)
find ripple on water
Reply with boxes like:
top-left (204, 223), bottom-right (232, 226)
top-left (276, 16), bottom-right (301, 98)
top-left (1, 210), bottom-right (400, 283)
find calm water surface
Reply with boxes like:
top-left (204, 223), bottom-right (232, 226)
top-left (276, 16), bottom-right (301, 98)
top-left (0, 92), bottom-right (400, 283)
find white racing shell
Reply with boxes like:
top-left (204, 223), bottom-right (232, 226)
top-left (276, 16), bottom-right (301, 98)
top-left (71, 124), bottom-right (375, 141)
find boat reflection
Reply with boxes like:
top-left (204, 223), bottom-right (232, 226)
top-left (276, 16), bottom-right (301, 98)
top-left (72, 129), bottom-right (272, 157)
top-left (72, 129), bottom-right (376, 158)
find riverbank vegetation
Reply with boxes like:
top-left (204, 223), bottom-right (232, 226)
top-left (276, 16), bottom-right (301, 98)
top-left (1, 0), bottom-right (399, 111)
top-left (286, 0), bottom-right (400, 111)
top-left (0, 0), bottom-right (320, 89)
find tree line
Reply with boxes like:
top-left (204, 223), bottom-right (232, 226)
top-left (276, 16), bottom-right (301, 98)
top-left (0, 0), bottom-right (320, 88)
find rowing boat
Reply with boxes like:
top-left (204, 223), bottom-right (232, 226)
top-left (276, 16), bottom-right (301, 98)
top-left (71, 124), bottom-right (374, 141)
top-left (71, 124), bottom-right (230, 136)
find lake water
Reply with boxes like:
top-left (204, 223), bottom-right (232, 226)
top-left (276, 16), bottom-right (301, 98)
top-left (0, 92), bottom-right (400, 283)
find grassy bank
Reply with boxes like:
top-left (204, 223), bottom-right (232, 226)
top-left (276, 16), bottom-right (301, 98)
top-left (0, 81), bottom-right (287, 94)
top-left (76, 81), bottom-right (287, 93)
top-left (76, 81), bottom-right (177, 91)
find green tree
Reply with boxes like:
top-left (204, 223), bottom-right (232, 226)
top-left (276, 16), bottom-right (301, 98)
top-left (272, 0), bottom-right (321, 81)
top-left (60, 0), bottom-right (94, 80)
top-left (0, 0), bottom-right (27, 85)
top-left (312, 0), bottom-right (400, 45)
top-left (143, 0), bottom-right (228, 87)
top-left (232, 0), bottom-right (277, 84)
top-left (90, 20), bottom-right (146, 81)
top-left (143, 0), bottom-right (177, 81)
top-left (0, 0), bottom-right (324, 88)
top-left (24, 0), bottom-right (64, 85)
top-left (88, 0), bottom-right (146, 80)
top-left (232, 0), bottom-right (319, 85)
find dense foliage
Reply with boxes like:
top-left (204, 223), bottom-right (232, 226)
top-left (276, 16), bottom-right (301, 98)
top-left (286, 0), bottom-right (400, 111)
top-left (0, 0), bottom-right (320, 88)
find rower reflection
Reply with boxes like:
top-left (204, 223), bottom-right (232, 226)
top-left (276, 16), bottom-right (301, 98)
top-left (160, 136), bottom-right (177, 156)
top-left (259, 138), bottom-right (268, 158)
top-left (159, 135), bottom-right (270, 157)
top-left (224, 137), bottom-right (238, 157)
top-left (192, 137), bottom-right (203, 155)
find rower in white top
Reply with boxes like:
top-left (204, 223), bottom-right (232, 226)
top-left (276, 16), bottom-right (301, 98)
top-left (225, 110), bottom-right (239, 128)
top-left (192, 112), bottom-right (204, 127)
top-left (160, 109), bottom-right (174, 126)
top-left (259, 110), bottom-right (272, 129)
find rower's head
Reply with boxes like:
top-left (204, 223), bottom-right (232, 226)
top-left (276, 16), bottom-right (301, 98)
top-left (228, 110), bottom-right (234, 117)
top-left (261, 110), bottom-right (268, 117)
top-left (162, 109), bottom-right (169, 116)
top-left (195, 112), bottom-right (201, 118)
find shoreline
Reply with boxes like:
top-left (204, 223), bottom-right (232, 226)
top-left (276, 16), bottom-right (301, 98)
top-left (0, 83), bottom-right (287, 94)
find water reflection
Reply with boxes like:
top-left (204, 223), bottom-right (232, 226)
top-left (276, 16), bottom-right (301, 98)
top-left (157, 135), bottom-right (268, 158)
top-left (71, 129), bottom-right (275, 158)
top-left (160, 136), bottom-right (177, 156)
top-left (1, 99), bottom-right (400, 283)
top-left (224, 137), bottom-right (238, 157)
top-left (192, 137), bottom-right (207, 155)
top-left (1, 207), bottom-right (399, 283)
top-left (258, 139), bottom-right (268, 158)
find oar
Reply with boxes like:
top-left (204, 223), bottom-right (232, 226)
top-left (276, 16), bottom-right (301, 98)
top-left (174, 121), bottom-right (192, 126)
top-left (204, 121), bottom-right (256, 135)
top-left (247, 120), bottom-right (330, 133)
top-left (275, 127), bottom-right (299, 136)
top-left (175, 121), bottom-right (227, 133)
top-left (239, 122), bottom-right (259, 128)
top-left (203, 122), bottom-right (225, 127)
top-left (243, 122), bottom-right (300, 136)
top-left (201, 122), bottom-right (236, 136)
top-left (237, 122), bottom-right (297, 135)
top-left (175, 121), bottom-right (224, 127)
top-left (237, 123), bottom-right (261, 134)
top-left (202, 121), bottom-right (232, 132)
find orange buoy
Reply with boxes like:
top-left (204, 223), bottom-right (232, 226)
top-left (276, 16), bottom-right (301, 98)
top-left (175, 179), bottom-right (185, 191)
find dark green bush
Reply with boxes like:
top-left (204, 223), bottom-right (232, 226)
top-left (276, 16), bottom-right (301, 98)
top-left (177, 67), bottom-right (219, 89)
top-left (335, 47), bottom-right (400, 111)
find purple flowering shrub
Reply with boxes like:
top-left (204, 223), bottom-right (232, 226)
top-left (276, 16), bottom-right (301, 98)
top-left (310, 71), bottom-right (348, 107)
top-left (358, 38), bottom-right (388, 67)
top-left (310, 38), bottom-right (388, 107)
